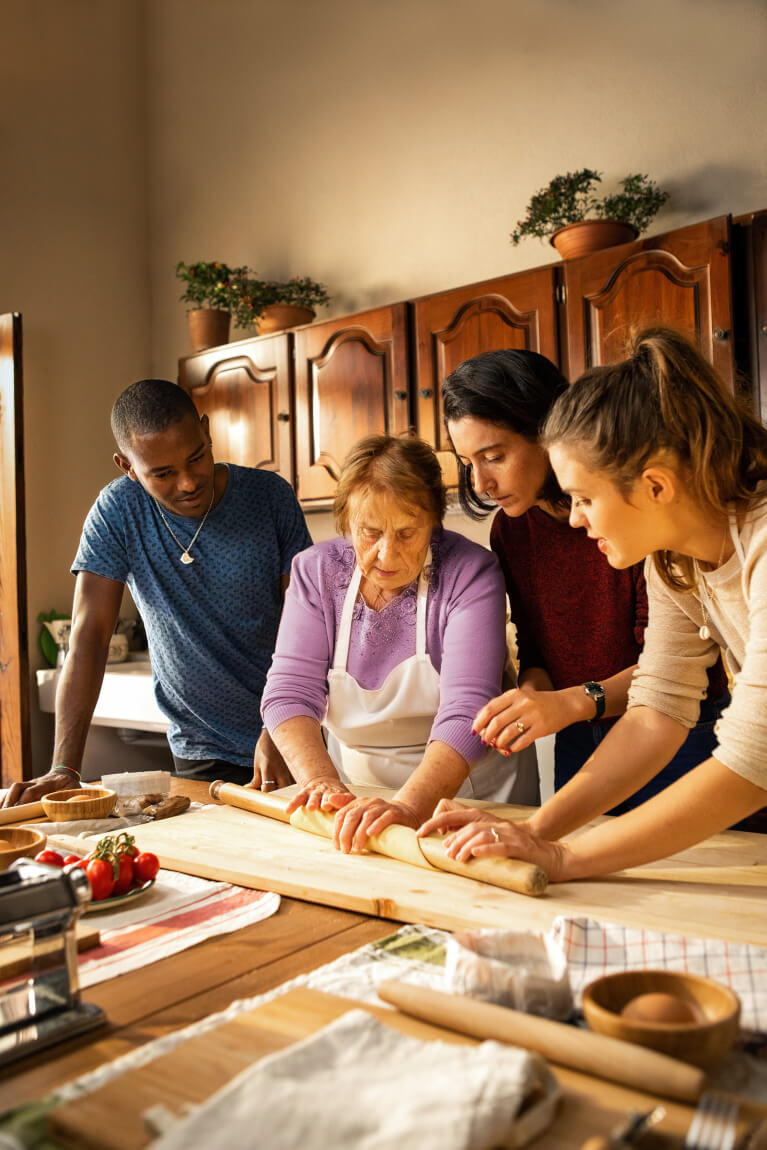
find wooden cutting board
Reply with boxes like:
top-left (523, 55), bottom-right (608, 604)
top-left (119, 802), bottom-right (767, 944)
top-left (48, 987), bottom-right (723, 1150)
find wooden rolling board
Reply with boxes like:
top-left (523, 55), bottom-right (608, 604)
top-left (119, 802), bottom-right (767, 944)
top-left (47, 987), bottom-right (726, 1150)
top-left (0, 920), bottom-right (100, 979)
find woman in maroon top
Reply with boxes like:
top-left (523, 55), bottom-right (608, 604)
top-left (442, 349), bottom-right (728, 812)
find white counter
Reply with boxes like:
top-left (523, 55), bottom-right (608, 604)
top-left (36, 656), bottom-right (169, 733)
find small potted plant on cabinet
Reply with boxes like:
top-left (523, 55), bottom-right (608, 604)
top-left (253, 276), bottom-right (331, 334)
top-left (176, 261), bottom-right (245, 351)
top-left (510, 169), bottom-right (670, 260)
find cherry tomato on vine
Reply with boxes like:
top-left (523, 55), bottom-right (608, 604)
top-left (86, 857), bottom-right (115, 901)
top-left (111, 851), bottom-right (135, 895)
top-left (34, 849), bottom-right (65, 867)
top-left (133, 852), bottom-right (160, 884)
top-left (63, 854), bottom-right (85, 868)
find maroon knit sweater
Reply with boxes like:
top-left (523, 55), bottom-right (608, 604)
top-left (490, 506), bottom-right (728, 703)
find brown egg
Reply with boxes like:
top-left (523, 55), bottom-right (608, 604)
top-left (620, 991), bottom-right (699, 1025)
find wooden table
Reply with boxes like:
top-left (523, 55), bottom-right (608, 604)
top-left (2, 779), bottom-right (766, 1147)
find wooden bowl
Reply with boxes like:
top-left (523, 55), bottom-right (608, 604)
top-left (0, 826), bottom-right (47, 871)
top-left (582, 970), bottom-right (740, 1067)
top-left (41, 787), bottom-right (116, 821)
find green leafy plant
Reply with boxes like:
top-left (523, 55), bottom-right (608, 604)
top-left (510, 169), bottom-right (669, 246)
top-left (264, 276), bottom-right (331, 310)
top-left (175, 261), bottom-right (246, 310)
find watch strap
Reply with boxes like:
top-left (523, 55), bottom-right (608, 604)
top-left (583, 681), bottom-right (606, 722)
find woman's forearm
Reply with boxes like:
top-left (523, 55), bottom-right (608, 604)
top-left (395, 741), bottom-right (470, 823)
top-left (270, 716), bottom-right (338, 786)
top-left (528, 706), bottom-right (687, 840)
top-left (560, 757), bottom-right (767, 880)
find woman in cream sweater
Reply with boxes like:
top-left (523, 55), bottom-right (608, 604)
top-left (419, 328), bottom-right (767, 880)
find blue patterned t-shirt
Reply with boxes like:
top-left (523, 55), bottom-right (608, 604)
top-left (73, 465), bottom-right (312, 766)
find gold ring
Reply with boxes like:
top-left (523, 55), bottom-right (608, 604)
top-left (261, 779), bottom-right (275, 789)
top-left (491, 827), bottom-right (500, 843)
top-left (516, 720), bottom-right (527, 734)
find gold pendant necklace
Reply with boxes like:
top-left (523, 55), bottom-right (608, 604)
top-left (154, 485), bottom-right (216, 565)
top-left (697, 522), bottom-right (729, 641)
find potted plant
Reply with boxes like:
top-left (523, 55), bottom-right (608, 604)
top-left (510, 170), bottom-right (670, 260)
top-left (176, 261), bottom-right (244, 351)
top-left (253, 275), bottom-right (331, 334)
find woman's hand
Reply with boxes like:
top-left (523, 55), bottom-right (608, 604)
top-left (333, 796), bottom-right (421, 854)
top-left (418, 799), bottom-right (570, 880)
top-left (473, 685), bottom-right (584, 752)
top-left (285, 776), bottom-right (354, 815)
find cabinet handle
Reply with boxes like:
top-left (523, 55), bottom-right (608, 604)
top-left (277, 411), bottom-right (290, 422)
top-left (394, 389), bottom-right (407, 400)
top-left (712, 327), bottom-right (730, 342)
top-left (419, 388), bottom-right (433, 398)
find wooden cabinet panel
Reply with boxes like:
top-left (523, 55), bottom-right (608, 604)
top-left (411, 268), bottom-right (559, 485)
top-left (179, 334), bottom-right (293, 483)
top-left (563, 216), bottom-right (735, 388)
top-left (293, 305), bottom-right (409, 509)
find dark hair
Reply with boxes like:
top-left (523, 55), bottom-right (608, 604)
top-left (542, 327), bottom-right (767, 591)
top-left (334, 434), bottom-right (447, 534)
top-left (111, 379), bottom-right (200, 453)
top-left (441, 349), bottom-right (569, 519)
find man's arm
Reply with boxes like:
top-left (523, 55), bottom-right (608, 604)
top-left (2, 572), bottom-right (124, 807)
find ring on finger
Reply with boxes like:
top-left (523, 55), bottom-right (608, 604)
top-left (490, 827), bottom-right (500, 843)
top-left (260, 778), bottom-right (276, 790)
top-left (515, 719), bottom-right (527, 734)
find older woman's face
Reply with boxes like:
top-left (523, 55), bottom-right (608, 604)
top-left (348, 489), bottom-right (435, 596)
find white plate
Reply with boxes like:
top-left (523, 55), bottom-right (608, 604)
top-left (83, 877), bottom-right (156, 913)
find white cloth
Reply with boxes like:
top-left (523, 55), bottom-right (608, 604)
top-left (324, 554), bottom-right (533, 803)
top-left (148, 1009), bottom-right (559, 1150)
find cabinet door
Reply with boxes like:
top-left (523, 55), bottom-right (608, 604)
top-left (293, 304), bottom-right (409, 509)
top-left (179, 334), bottom-right (293, 483)
top-left (563, 216), bottom-right (735, 387)
top-left (411, 268), bottom-right (559, 484)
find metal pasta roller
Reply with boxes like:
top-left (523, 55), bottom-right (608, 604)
top-left (0, 857), bottom-right (106, 1066)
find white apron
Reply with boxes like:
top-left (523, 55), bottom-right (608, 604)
top-left (323, 554), bottom-right (539, 804)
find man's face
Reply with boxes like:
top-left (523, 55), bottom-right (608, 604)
top-left (114, 414), bottom-right (216, 517)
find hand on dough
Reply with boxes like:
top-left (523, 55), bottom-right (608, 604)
top-left (334, 796), bottom-right (420, 854)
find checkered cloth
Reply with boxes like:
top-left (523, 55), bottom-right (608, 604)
top-left (550, 916), bottom-right (767, 1035)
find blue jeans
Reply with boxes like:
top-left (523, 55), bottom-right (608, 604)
top-left (553, 695), bottom-right (749, 822)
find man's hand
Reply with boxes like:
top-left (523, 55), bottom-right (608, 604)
top-left (247, 729), bottom-right (295, 792)
top-left (1, 770), bottom-right (80, 808)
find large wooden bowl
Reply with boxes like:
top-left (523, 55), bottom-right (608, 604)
top-left (582, 969), bottom-right (740, 1067)
top-left (41, 787), bottom-right (116, 821)
top-left (0, 826), bottom-right (47, 871)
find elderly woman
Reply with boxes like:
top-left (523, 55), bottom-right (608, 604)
top-left (259, 434), bottom-right (539, 854)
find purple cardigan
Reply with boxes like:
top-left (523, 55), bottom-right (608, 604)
top-left (261, 528), bottom-right (507, 765)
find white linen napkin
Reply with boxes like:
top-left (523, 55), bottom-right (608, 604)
top-left (148, 1009), bottom-right (559, 1150)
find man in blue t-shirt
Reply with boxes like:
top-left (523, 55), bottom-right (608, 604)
top-left (3, 379), bottom-right (312, 805)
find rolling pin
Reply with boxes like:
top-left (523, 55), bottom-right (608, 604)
top-left (209, 780), bottom-right (548, 896)
top-left (377, 980), bottom-right (706, 1104)
top-left (0, 800), bottom-right (45, 826)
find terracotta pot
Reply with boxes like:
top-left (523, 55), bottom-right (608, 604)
top-left (187, 308), bottom-right (231, 352)
top-left (550, 219), bottom-right (638, 261)
top-left (257, 304), bottom-right (315, 334)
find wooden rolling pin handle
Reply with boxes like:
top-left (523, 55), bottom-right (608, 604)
top-left (377, 980), bottom-right (705, 1104)
top-left (208, 780), bottom-right (292, 823)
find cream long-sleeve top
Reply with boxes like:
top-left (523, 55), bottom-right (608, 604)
top-left (628, 496), bottom-right (767, 791)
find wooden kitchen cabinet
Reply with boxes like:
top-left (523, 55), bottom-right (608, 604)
top-left (179, 332), bottom-right (294, 484)
top-left (411, 268), bottom-right (560, 484)
top-left (561, 215), bottom-right (735, 386)
top-left (292, 303), bottom-right (410, 509)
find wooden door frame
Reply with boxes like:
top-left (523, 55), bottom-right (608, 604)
top-left (0, 312), bottom-right (31, 785)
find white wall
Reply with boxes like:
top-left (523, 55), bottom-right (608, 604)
top-left (146, 0), bottom-right (767, 381)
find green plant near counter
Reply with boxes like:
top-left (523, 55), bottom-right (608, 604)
top-left (510, 169), bottom-right (669, 246)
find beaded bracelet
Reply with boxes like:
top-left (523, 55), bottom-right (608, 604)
top-left (52, 764), bottom-right (81, 781)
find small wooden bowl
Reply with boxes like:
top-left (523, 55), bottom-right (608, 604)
top-left (582, 970), bottom-right (740, 1067)
top-left (41, 787), bottom-right (116, 821)
top-left (0, 826), bottom-right (47, 871)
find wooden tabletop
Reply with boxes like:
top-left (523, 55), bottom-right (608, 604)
top-left (2, 778), bottom-right (766, 1148)
top-left (0, 779), bottom-right (392, 1113)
